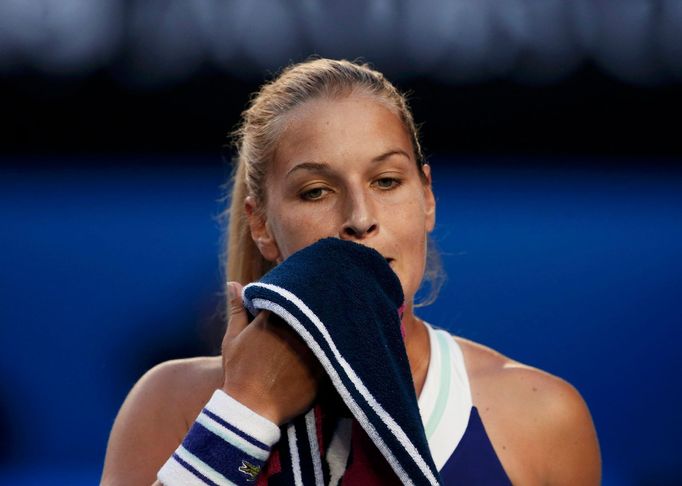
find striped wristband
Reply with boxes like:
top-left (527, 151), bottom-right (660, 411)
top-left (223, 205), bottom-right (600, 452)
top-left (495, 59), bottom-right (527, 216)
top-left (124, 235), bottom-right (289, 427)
top-left (158, 389), bottom-right (281, 485)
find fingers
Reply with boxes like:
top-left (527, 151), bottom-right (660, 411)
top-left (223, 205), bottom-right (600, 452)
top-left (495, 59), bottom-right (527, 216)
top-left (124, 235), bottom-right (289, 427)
top-left (225, 281), bottom-right (249, 340)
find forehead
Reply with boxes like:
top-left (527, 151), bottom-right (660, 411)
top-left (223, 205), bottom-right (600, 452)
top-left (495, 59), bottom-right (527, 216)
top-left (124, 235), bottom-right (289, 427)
top-left (271, 94), bottom-right (414, 175)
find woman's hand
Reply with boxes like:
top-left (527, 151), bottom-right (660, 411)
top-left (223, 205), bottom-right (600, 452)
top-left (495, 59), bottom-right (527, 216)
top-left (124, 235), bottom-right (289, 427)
top-left (221, 281), bottom-right (323, 425)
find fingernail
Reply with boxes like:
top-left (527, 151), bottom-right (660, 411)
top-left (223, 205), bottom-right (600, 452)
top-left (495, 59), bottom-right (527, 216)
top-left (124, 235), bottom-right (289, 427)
top-left (227, 282), bottom-right (236, 300)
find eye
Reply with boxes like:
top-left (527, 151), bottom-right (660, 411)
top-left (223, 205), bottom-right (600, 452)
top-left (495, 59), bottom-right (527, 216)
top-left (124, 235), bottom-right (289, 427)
top-left (374, 177), bottom-right (401, 190)
top-left (300, 187), bottom-right (328, 201)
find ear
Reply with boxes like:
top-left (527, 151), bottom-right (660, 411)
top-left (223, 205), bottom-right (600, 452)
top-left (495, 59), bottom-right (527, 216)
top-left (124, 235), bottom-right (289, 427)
top-left (421, 164), bottom-right (436, 232)
top-left (244, 196), bottom-right (282, 262)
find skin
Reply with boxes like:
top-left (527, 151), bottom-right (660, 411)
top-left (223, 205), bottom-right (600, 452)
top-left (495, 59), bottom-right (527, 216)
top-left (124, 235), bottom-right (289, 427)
top-left (101, 94), bottom-right (601, 485)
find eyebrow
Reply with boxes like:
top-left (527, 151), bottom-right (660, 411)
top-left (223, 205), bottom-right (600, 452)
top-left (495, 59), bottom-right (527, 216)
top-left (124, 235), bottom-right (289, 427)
top-left (286, 149), bottom-right (411, 178)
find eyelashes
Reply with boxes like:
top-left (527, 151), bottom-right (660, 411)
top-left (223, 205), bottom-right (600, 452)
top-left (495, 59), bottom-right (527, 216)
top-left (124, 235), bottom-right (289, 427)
top-left (298, 177), bottom-right (403, 202)
top-left (374, 177), bottom-right (401, 189)
top-left (300, 186), bottom-right (329, 201)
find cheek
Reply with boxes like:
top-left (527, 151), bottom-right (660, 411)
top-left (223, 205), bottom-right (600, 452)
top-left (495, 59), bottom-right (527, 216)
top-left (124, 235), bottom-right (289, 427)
top-left (269, 206), bottom-right (339, 258)
top-left (403, 241), bottom-right (428, 302)
top-left (384, 225), bottom-right (428, 295)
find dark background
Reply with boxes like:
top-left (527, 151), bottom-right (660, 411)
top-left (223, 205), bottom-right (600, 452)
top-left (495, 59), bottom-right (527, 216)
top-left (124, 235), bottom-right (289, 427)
top-left (4, 64), bottom-right (682, 159)
top-left (1, 1), bottom-right (681, 485)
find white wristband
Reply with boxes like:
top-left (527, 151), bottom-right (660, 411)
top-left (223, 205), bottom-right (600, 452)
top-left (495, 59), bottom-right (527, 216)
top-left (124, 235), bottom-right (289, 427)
top-left (157, 389), bottom-right (281, 485)
top-left (204, 389), bottom-right (281, 447)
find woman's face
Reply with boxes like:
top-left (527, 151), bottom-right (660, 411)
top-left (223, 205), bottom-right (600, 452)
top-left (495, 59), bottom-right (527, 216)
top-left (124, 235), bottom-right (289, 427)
top-left (246, 94), bottom-right (436, 304)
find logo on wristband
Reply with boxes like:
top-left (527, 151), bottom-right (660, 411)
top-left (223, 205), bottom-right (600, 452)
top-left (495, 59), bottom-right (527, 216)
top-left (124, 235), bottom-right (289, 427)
top-left (239, 459), bottom-right (261, 482)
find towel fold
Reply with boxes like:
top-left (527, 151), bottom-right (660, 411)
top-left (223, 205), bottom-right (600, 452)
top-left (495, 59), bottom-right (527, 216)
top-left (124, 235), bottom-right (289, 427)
top-left (243, 238), bottom-right (441, 485)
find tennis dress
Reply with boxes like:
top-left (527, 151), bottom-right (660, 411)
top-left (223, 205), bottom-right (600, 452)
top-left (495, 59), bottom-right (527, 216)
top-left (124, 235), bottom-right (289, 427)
top-left (419, 324), bottom-right (513, 485)
top-left (158, 323), bottom-right (515, 486)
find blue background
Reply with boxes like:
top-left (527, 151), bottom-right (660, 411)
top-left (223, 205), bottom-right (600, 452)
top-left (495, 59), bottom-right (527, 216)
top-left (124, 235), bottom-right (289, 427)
top-left (1, 156), bottom-right (680, 485)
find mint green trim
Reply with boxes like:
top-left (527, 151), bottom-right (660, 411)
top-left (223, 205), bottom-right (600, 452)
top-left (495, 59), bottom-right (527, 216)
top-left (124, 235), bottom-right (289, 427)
top-left (424, 330), bottom-right (452, 438)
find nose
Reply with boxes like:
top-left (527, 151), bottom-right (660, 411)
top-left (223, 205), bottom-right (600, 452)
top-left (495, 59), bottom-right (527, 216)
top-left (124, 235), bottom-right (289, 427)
top-left (340, 188), bottom-right (378, 240)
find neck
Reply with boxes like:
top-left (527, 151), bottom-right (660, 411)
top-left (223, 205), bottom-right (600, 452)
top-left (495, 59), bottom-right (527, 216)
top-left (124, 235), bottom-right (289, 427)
top-left (401, 301), bottom-right (431, 396)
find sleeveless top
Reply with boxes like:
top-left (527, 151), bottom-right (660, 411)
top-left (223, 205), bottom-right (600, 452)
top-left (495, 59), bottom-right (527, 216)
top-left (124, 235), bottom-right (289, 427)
top-left (418, 324), bottom-right (513, 485)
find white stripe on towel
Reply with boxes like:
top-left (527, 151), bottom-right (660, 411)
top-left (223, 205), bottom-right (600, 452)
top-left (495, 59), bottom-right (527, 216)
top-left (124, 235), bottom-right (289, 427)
top-left (287, 424), bottom-right (303, 486)
top-left (304, 408), bottom-right (324, 486)
top-left (326, 418), bottom-right (352, 486)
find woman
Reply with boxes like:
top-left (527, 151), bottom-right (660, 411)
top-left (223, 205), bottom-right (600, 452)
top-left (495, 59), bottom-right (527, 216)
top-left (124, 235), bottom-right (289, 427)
top-left (101, 58), bottom-right (601, 485)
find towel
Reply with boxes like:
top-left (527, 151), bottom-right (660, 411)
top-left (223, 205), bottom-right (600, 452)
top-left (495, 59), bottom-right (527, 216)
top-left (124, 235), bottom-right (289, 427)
top-left (242, 237), bottom-right (441, 485)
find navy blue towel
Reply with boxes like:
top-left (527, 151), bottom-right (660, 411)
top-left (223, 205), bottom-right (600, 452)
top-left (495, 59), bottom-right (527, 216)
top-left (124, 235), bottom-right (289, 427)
top-left (243, 238), bottom-right (441, 485)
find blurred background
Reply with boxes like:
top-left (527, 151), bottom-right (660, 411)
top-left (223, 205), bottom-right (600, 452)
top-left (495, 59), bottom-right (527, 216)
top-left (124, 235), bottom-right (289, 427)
top-left (1, 1), bottom-right (681, 484)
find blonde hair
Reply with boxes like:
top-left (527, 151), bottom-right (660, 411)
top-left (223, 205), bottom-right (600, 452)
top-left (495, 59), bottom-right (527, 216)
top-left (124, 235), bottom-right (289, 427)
top-left (220, 58), bottom-right (442, 315)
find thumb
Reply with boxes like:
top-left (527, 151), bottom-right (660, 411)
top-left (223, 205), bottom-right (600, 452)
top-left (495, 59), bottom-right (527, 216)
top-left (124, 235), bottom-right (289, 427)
top-left (225, 281), bottom-right (249, 340)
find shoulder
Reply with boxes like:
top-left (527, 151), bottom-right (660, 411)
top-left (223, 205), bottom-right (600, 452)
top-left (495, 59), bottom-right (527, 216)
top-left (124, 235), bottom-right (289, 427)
top-left (139, 356), bottom-right (223, 408)
top-left (101, 356), bottom-right (222, 486)
top-left (119, 356), bottom-right (223, 426)
top-left (453, 336), bottom-right (601, 485)
top-left (454, 335), bottom-right (577, 406)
